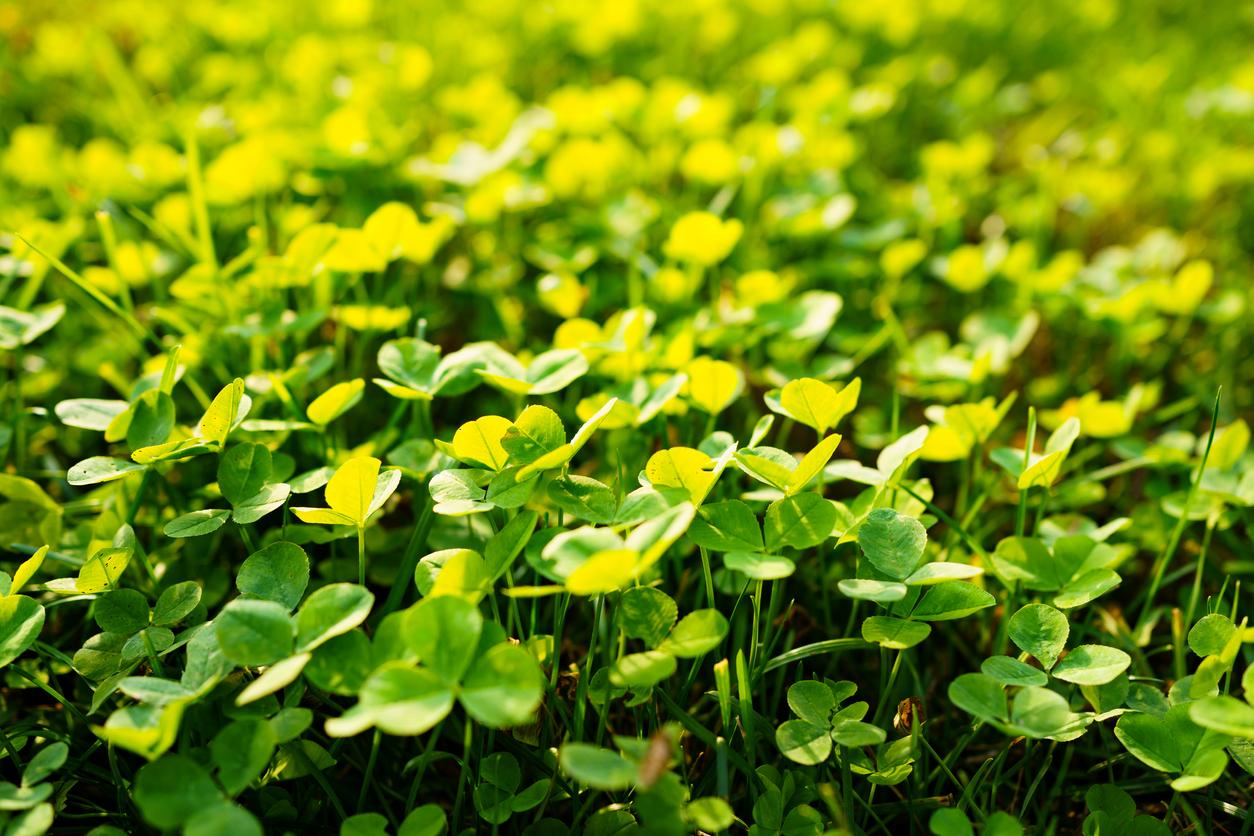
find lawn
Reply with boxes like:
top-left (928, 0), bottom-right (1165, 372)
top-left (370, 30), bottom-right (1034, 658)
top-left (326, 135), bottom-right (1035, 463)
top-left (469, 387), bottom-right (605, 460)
top-left (1, 1), bottom-right (1252, 834)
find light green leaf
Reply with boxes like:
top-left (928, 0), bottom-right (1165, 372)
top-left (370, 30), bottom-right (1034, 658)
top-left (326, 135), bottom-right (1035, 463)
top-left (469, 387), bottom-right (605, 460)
top-left (776, 720), bottom-right (832, 766)
top-left (295, 583), bottom-right (374, 652)
top-left (76, 548), bottom-right (132, 593)
top-left (1051, 645), bottom-right (1131, 685)
top-left (164, 509), bottom-right (230, 538)
top-left (981, 656), bottom-right (1048, 687)
top-left (450, 415), bottom-right (511, 470)
top-left (237, 542), bottom-right (310, 610)
top-left (307, 379), bottom-right (365, 425)
top-left (724, 551), bottom-right (795, 580)
top-left (0, 596), bottom-right (45, 669)
top-left (618, 587), bottom-right (678, 648)
top-left (858, 508), bottom-right (927, 580)
top-left (688, 500), bottom-right (762, 552)
top-left (787, 433), bottom-right (842, 494)
top-left (1189, 696), bottom-right (1254, 738)
top-left (837, 578), bottom-right (908, 603)
top-left (1009, 603), bottom-right (1069, 670)
top-left (326, 663), bottom-right (453, 738)
top-left (232, 483), bottom-right (291, 525)
top-left (658, 609), bottom-right (727, 658)
top-left (133, 755), bottom-right (223, 830)
top-left (215, 599), bottom-right (294, 667)
top-left (609, 651), bottom-right (677, 688)
top-left (67, 456), bottom-right (145, 486)
top-left (948, 673), bottom-right (1008, 725)
top-left (404, 595), bottom-right (483, 683)
top-left (198, 379), bottom-right (247, 446)
top-left (559, 744), bottom-right (637, 790)
top-left (460, 643), bottom-right (544, 727)
top-left (861, 616), bottom-right (931, 649)
top-left (153, 582), bottom-right (201, 626)
top-left (765, 494), bottom-right (836, 550)
top-left (501, 405), bottom-right (565, 465)
top-left (911, 582), bottom-right (995, 621)
top-left (219, 443), bottom-right (273, 506)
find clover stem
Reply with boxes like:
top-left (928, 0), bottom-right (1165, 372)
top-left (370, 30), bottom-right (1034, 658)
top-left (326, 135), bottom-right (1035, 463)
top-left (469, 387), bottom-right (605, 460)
top-left (550, 594), bottom-right (570, 689)
top-left (105, 744), bottom-right (128, 818)
top-left (761, 580), bottom-right (783, 660)
top-left (238, 524), bottom-right (257, 554)
top-left (125, 467), bottom-right (153, 528)
top-left (734, 650), bottom-right (757, 782)
top-left (419, 397), bottom-right (433, 438)
top-left (95, 209), bottom-right (133, 312)
top-left (574, 595), bottom-right (603, 740)
top-left (1137, 389), bottom-right (1220, 629)
top-left (377, 495), bottom-right (433, 622)
top-left (772, 417), bottom-right (795, 448)
top-left (11, 666), bottom-right (89, 725)
top-left (872, 651), bottom-right (904, 727)
top-left (0, 724), bottom-right (22, 770)
top-left (699, 546), bottom-right (716, 608)
top-left (749, 581), bottom-right (764, 670)
top-left (357, 729), bottom-right (381, 812)
top-left (451, 719), bottom-right (474, 827)
top-left (357, 525), bottom-right (367, 586)
top-left (997, 586), bottom-right (1017, 657)
top-left (897, 483), bottom-right (988, 563)
top-left (140, 629), bottom-right (166, 678)
top-left (283, 742), bottom-right (347, 820)
top-left (1015, 407), bottom-right (1037, 539)
top-left (954, 448), bottom-right (971, 521)
top-left (12, 344), bottom-right (24, 471)
top-left (839, 746), bottom-right (854, 829)
top-left (919, 733), bottom-right (980, 811)
top-left (404, 719), bottom-right (445, 810)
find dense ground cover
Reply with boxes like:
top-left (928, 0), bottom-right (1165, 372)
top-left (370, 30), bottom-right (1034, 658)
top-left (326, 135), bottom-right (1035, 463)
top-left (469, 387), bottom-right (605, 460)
top-left (1, 0), bottom-right (1252, 833)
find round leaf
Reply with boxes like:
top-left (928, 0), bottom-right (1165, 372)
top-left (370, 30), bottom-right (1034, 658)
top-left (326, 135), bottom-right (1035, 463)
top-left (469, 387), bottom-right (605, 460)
top-left (559, 744), bottom-right (636, 790)
top-left (0, 596), bottom-right (45, 669)
top-left (215, 599), bottom-right (294, 667)
top-left (295, 583), bottom-right (374, 652)
top-left (861, 616), bottom-right (931, 649)
top-left (404, 595), bottom-right (483, 683)
top-left (776, 720), bottom-right (832, 766)
top-left (858, 508), bottom-right (927, 580)
top-left (133, 755), bottom-right (223, 829)
top-left (237, 542), bottom-right (310, 610)
top-left (1051, 645), bottom-right (1132, 685)
top-left (460, 643), bottom-right (545, 727)
top-left (1008, 603), bottom-right (1069, 670)
top-left (658, 609), bottom-right (728, 658)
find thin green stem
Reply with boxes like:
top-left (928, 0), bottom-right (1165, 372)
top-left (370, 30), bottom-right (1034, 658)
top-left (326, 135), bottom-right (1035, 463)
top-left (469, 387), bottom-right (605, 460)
top-left (12, 344), bottom-right (24, 471)
top-left (699, 546), bottom-right (716, 608)
top-left (378, 495), bottom-right (434, 621)
top-left (0, 725), bottom-right (22, 769)
top-left (451, 719), bottom-right (474, 828)
top-left (404, 720), bottom-right (446, 809)
top-left (357, 730), bottom-right (382, 812)
top-left (1137, 389), bottom-right (1221, 628)
top-left (1015, 407), bottom-right (1037, 539)
top-left (11, 666), bottom-right (90, 725)
top-left (141, 629), bottom-right (166, 677)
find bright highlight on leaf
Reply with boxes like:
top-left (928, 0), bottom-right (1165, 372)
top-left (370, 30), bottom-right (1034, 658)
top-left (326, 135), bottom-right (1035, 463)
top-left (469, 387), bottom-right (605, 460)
top-left (293, 457), bottom-right (399, 529)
